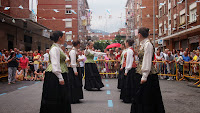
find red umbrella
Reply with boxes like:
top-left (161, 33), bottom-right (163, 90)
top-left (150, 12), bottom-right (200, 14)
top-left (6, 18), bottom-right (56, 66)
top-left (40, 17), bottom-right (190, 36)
top-left (106, 43), bottom-right (121, 49)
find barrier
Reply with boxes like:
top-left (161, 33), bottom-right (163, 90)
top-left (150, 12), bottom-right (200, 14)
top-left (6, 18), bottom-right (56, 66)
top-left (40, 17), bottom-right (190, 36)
top-left (153, 61), bottom-right (179, 81)
top-left (0, 62), bottom-right (8, 79)
top-left (179, 62), bottom-right (200, 87)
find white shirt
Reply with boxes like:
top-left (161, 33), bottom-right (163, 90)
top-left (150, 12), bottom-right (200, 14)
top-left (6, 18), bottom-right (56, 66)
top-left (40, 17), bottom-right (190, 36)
top-left (43, 53), bottom-right (49, 62)
top-left (85, 49), bottom-right (106, 56)
top-left (49, 43), bottom-right (64, 81)
top-left (120, 49), bottom-right (127, 67)
top-left (69, 47), bottom-right (78, 73)
top-left (140, 38), bottom-right (153, 81)
top-left (125, 47), bottom-right (134, 74)
top-left (78, 55), bottom-right (86, 67)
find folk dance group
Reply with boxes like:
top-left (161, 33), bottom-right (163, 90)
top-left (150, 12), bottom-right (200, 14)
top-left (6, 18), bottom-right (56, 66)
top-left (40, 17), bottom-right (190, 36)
top-left (40, 27), bottom-right (165, 113)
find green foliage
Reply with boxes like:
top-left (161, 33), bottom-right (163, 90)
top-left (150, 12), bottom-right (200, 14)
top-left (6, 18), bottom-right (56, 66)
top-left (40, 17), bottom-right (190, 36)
top-left (93, 35), bottom-right (125, 51)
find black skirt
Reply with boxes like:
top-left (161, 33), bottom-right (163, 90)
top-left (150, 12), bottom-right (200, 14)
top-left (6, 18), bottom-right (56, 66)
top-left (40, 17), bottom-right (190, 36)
top-left (130, 73), bottom-right (165, 113)
top-left (117, 67), bottom-right (124, 89)
top-left (40, 72), bottom-right (71, 113)
top-left (120, 68), bottom-right (136, 103)
top-left (84, 63), bottom-right (104, 90)
top-left (68, 67), bottom-right (83, 104)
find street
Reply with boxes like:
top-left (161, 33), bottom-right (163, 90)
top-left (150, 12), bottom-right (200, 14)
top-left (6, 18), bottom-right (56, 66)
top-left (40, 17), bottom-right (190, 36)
top-left (0, 79), bottom-right (200, 113)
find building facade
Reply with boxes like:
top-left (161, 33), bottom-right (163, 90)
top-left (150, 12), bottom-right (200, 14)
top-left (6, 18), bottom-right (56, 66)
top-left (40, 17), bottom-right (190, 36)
top-left (0, 0), bottom-right (52, 51)
top-left (157, 0), bottom-right (200, 51)
top-left (125, 0), bottom-right (158, 50)
top-left (37, 0), bottom-right (90, 48)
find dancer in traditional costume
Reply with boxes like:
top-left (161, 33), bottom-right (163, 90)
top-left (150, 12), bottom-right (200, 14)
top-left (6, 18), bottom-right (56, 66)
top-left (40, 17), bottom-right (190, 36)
top-left (120, 39), bottom-right (137, 103)
top-left (40, 31), bottom-right (71, 113)
top-left (118, 43), bottom-right (126, 89)
top-left (84, 41), bottom-right (106, 91)
top-left (130, 27), bottom-right (165, 113)
top-left (69, 40), bottom-right (83, 104)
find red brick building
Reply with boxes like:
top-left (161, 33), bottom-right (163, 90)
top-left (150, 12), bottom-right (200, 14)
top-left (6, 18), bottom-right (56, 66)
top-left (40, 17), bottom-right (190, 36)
top-left (126, 0), bottom-right (158, 50)
top-left (37, 0), bottom-right (90, 48)
top-left (157, 0), bottom-right (200, 51)
top-left (0, 0), bottom-right (52, 51)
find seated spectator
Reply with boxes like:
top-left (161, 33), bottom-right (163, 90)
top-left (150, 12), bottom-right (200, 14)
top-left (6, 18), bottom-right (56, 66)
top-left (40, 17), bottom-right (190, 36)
top-left (166, 51), bottom-right (175, 80)
top-left (34, 64), bottom-right (45, 81)
top-left (15, 66), bottom-right (24, 81)
top-left (24, 66), bottom-right (34, 81)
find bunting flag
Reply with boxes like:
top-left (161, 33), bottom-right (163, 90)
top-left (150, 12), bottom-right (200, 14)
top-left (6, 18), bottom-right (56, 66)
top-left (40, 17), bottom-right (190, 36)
top-left (106, 9), bottom-right (111, 15)
top-left (4, 7), bottom-right (10, 10)
top-left (18, 5), bottom-right (23, 9)
top-left (71, 10), bottom-right (77, 14)
top-left (159, 3), bottom-right (165, 6)
top-left (53, 9), bottom-right (59, 13)
top-left (32, 10), bottom-right (36, 15)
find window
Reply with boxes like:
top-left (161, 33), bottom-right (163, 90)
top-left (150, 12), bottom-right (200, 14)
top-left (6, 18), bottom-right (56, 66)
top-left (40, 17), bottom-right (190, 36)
top-left (66, 31), bottom-right (72, 40)
top-left (168, 27), bottom-right (171, 35)
top-left (173, 0), bottom-right (177, 6)
top-left (189, 2), bottom-right (197, 23)
top-left (159, 7), bottom-right (162, 17)
top-left (164, 21), bottom-right (167, 34)
top-left (137, 15), bottom-right (140, 22)
top-left (174, 14), bottom-right (177, 28)
top-left (168, 9), bottom-right (171, 25)
top-left (180, 9), bottom-right (186, 25)
top-left (163, 4), bottom-right (166, 14)
top-left (65, 20), bottom-right (72, 28)
top-left (65, 5), bottom-right (72, 14)
top-left (159, 23), bottom-right (163, 36)
top-left (168, 0), bottom-right (171, 3)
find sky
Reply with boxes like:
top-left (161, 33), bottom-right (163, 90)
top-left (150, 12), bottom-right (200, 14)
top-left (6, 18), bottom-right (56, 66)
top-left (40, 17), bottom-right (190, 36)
top-left (87, 0), bottom-right (127, 33)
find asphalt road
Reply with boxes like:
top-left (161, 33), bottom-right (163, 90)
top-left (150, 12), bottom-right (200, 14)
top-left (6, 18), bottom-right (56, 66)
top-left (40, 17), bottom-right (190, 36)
top-left (0, 79), bottom-right (200, 113)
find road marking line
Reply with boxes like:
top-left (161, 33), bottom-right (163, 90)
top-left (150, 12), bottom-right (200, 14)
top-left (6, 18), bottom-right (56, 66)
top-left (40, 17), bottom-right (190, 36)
top-left (34, 81), bottom-right (41, 84)
top-left (18, 86), bottom-right (28, 90)
top-left (0, 93), bottom-right (7, 96)
top-left (107, 90), bottom-right (111, 95)
top-left (105, 80), bottom-right (108, 82)
top-left (106, 84), bottom-right (109, 87)
top-left (108, 100), bottom-right (113, 107)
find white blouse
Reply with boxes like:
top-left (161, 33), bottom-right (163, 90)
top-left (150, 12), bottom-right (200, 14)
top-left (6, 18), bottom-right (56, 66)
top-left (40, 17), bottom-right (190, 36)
top-left (125, 47), bottom-right (135, 74)
top-left (85, 49), bottom-right (106, 56)
top-left (120, 49), bottom-right (127, 68)
top-left (69, 47), bottom-right (78, 73)
top-left (140, 38), bottom-right (153, 81)
top-left (49, 43), bottom-right (64, 81)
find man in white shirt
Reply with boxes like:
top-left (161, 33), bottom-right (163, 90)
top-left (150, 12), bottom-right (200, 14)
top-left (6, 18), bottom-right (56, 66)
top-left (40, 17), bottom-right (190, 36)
top-left (78, 50), bottom-right (86, 78)
top-left (43, 49), bottom-right (49, 68)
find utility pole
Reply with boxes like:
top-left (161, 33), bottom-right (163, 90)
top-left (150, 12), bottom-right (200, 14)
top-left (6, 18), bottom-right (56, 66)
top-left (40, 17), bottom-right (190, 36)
top-left (185, 0), bottom-right (188, 29)
top-left (153, 0), bottom-right (155, 46)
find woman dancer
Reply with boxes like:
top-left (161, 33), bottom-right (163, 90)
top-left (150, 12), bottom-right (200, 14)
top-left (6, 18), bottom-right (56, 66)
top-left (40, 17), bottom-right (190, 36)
top-left (120, 39), bottom-right (137, 103)
top-left (69, 40), bottom-right (83, 104)
top-left (40, 31), bottom-right (71, 113)
top-left (84, 41), bottom-right (106, 91)
top-left (130, 27), bottom-right (165, 113)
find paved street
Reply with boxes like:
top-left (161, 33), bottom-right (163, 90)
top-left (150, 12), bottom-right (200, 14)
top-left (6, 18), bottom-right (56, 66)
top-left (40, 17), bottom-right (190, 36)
top-left (0, 79), bottom-right (200, 113)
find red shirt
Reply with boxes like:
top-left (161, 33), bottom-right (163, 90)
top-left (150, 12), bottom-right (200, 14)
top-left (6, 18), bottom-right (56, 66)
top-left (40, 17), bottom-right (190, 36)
top-left (19, 57), bottom-right (29, 69)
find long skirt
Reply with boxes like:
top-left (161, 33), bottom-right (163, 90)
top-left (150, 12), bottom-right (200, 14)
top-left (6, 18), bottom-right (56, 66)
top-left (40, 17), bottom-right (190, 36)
top-left (117, 67), bottom-right (124, 89)
top-left (68, 67), bottom-right (83, 104)
top-left (120, 68), bottom-right (136, 103)
top-left (84, 63), bottom-right (104, 90)
top-left (130, 73), bottom-right (165, 113)
top-left (40, 72), bottom-right (71, 113)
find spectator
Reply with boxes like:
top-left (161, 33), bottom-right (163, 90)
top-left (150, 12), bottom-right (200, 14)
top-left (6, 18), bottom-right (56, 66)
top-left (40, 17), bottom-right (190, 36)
top-left (2, 51), bottom-right (10, 62)
top-left (0, 50), bottom-right (2, 56)
top-left (155, 51), bottom-right (162, 74)
top-left (176, 51), bottom-right (184, 78)
top-left (33, 50), bottom-right (41, 57)
top-left (43, 49), bottom-right (49, 62)
top-left (15, 66), bottom-right (24, 81)
top-left (40, 50), bottom-right (44, 57)
top-left (16, 50), bottom-right (22, 60)
top-left (172, 49), bottom-right (177, 57)
top-left (34, 64), bottom-right (45, 81)
top-left (19, 52), bottom-right (29, 77)
top-left (182, 51), bottom-right (191, 62)
top-left (166, 51), bottom-right (175, 80)
top-left (24, 66), bottom-right (34, 81)
top-left (7, 52), bottom-right (18, 84)
top-left (197, 43), bottom-right (200, 51)
top-left (114, 48), bottom-right (120, 57)
top-left (192, 51), bottom-right (200, 62)
top-left (78, 50), bottom-right (86, 78)
top-left (180, 48), bottom-right (184, 56)
top-left (33, 50), bottom-right (41, 71)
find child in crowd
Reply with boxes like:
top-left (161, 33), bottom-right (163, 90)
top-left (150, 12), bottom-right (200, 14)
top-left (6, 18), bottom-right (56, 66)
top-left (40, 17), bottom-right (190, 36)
top-left (15, 66), bottom-right (24, 81)
top-left (24, 66), bottom-right (34, 81)
top-left (34, 64), bottom-right (45, 81)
